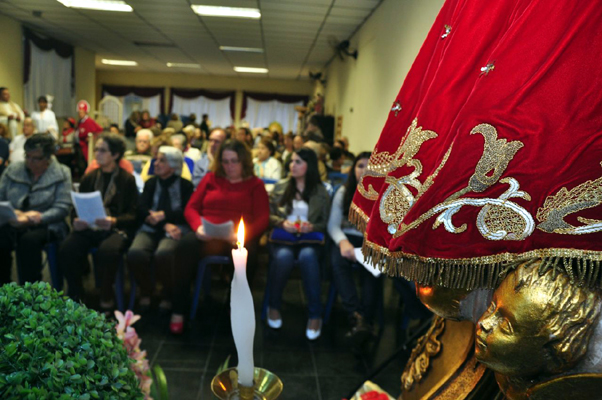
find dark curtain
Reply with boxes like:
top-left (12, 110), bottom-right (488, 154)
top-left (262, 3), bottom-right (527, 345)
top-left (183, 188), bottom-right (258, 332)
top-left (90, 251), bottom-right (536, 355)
top-left (241, 92), bottom-right (308, 119)
top-left (169, 88), bottom-right (236, 120)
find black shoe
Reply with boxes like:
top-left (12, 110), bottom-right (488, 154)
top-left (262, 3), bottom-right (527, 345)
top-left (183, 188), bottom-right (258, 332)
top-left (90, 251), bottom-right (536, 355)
top-left (345, 312), bottom-right (371, 348)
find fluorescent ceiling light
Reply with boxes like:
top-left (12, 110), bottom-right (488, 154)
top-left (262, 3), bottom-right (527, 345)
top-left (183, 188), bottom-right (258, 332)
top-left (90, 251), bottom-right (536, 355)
top-left (220, 46), bottom-right (264, 53)
top-left (191, 5), bottom-right (261, 19)
top-left (234, 67), bottom-right (268, 74)
top-left (102, 59), bottom-right (137, 66)
top-left (56, 0), bottom-right (133, 12)
top-left (167, 62), bottom-right (201, 68)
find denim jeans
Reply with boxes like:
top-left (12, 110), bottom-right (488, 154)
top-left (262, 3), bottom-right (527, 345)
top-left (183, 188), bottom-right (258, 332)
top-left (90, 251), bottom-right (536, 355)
top-left (268, 244), bottom-right (323, 319)
top-left (330, 235), bottom-right (383, 323)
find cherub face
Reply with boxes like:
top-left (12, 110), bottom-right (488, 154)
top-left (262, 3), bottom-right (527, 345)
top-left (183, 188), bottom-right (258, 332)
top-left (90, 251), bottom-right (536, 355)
top-left (475, 270), bottom-right (551, 377)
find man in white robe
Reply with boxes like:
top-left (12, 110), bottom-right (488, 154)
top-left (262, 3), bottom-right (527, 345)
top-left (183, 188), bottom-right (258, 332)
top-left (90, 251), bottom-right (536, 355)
top-left (30, 96), bottom-right (58, 140)
top-left (0, 87), bottom-right (24, 140)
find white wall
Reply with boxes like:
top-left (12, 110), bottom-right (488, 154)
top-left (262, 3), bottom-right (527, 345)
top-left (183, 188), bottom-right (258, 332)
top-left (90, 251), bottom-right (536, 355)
top-left (323, 0), bottom-right (444, 154)
top-left (75, 47), bottom-right (97, 112)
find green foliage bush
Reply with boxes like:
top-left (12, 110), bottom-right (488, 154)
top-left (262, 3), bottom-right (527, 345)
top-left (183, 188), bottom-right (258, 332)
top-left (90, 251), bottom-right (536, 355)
top-left (0, 282), bottom-right (143, 399)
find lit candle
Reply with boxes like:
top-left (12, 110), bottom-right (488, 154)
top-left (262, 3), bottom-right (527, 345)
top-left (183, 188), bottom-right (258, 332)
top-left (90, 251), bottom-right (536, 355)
top-left (230, 218), bottom-right (256, 388)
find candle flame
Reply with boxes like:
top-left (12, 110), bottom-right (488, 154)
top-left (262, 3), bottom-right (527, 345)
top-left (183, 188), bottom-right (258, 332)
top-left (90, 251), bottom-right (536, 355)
top-left (237, 218), bottom-right (245, 248)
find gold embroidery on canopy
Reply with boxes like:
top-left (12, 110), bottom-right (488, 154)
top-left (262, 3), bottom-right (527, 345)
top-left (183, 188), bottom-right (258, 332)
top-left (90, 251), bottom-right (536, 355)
top-left (358, 118), bottom-right (440, 202)
top-left (394, 123), bottom-right (533, 241)
top-left (537, 162), bottom-right (602, 235)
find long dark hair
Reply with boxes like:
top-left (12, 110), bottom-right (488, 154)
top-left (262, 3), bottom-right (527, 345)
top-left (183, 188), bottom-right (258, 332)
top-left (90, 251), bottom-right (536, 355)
top-left (281, 148), bottom-right (321, 207)
top-left (343, 152), bottom-right (371, 217)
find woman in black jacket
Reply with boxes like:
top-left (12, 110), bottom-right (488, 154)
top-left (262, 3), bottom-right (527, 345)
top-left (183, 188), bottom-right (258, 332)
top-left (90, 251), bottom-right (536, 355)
top-left (59, 133), bottom-right (139, 312)
top-left (127, 146), bottom-right (193, 310)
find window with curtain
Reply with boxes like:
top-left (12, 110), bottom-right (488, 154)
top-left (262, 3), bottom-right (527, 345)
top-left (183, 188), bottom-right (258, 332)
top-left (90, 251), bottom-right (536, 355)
top-left (101, 85), bottom-right (165, 126)
top-left (241, 92), bottom-right (308, 134)
top-left (244, 98), bottom-right (303, 133)
top-left (169, 88), bottom-right (234, 129)
top-left (23, 29), bottom-right (74, 117)
top-left (105, 93), bottom-right (161, 125)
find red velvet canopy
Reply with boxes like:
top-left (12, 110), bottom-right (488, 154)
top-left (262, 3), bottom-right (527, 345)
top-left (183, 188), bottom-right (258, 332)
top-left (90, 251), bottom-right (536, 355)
top-left (351, 0), bottom-right (602, 290)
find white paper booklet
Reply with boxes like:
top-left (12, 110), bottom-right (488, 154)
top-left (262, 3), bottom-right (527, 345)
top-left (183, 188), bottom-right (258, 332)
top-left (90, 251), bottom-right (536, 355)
top-left (71, 191), bottom-right (107, 227)
top-left (201, 217), bottom-right (234, 240)
top-left (0, 201), bottom-right (17, 226)
top-left (354, 248), bottom-right (382, 277)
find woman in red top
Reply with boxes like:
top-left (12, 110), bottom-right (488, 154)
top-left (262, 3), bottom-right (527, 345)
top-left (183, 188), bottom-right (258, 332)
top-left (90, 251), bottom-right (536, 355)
top-left (170, 139), bottom-right (270, 333)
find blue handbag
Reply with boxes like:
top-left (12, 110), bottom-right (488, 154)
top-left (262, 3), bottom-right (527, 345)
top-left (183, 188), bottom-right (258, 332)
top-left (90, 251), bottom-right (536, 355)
top-left (268, 227), bottom-right (325, 245)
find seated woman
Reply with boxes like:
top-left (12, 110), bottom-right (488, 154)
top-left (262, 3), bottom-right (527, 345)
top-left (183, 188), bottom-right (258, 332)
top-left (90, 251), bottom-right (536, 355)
top-left (127, 146), bottom-right (193, 310)
top-left (0, 134), bottom-right (71, 284)
top-left (59, 133), bottom-right (139, 311)
top-left (170, 139), bottom-right (270, 334)
top-left (141, 135), bottom-right (192, 182)
top-left (267, 148), bottom-right (330, 340)
top-left (327, 152), bottom-right (383, 344)
top-left (254, 138), bottom-right (283, 182)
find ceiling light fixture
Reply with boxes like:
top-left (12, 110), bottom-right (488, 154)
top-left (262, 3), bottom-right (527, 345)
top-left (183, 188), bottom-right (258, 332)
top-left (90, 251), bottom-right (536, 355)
top-left (56, 0), bottom-right (133, 12)
top-left (191, 5), bottom-right (261, 19)
top-left (166, 63), bottom-right (201, 68)
top-left (220, 46), bottom-right (264, 53)
top-left (234, 67), bottom-right (268, 74)
top-left (101, 59), bottom-right (138, 66)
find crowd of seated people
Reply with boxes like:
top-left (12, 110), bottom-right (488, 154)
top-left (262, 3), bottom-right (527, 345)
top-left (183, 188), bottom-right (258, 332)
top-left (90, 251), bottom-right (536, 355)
top-left (0, 95), bottom-right (429, 345)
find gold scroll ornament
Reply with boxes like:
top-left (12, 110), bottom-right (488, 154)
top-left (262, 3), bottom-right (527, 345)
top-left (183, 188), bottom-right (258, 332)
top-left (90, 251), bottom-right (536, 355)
top-left (401, 316), bottom-right (445, 392)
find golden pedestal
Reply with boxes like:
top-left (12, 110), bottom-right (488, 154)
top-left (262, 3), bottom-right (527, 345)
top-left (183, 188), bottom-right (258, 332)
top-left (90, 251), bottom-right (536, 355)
top-left (399, 317), bottom-right (502, 400)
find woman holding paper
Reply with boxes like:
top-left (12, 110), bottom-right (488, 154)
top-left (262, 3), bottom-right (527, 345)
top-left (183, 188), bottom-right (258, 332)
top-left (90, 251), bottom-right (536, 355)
top-left (0, 134), bottom-right (71, 284)
top-left (327, 152), bottom-right (383, 345)
top-left (59, 133), bottom-right (139, 312)
top-left (169, 139), bottom-right (269, 334)
top-left (127, 146), bottom-right (193, 310)
top-left (267, 148), bottom-right (330, 340)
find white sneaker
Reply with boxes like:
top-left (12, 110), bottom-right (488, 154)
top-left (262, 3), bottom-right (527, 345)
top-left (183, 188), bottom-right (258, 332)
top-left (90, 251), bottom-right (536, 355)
top-left (267, 308), bottom-right (282, 329)
top-left (306, 319), bottom-right (322, 340)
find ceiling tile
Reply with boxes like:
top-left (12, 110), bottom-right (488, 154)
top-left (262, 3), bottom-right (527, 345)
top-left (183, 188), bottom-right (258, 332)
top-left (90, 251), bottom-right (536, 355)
top-left (4, 0), bottom-right (382, 79)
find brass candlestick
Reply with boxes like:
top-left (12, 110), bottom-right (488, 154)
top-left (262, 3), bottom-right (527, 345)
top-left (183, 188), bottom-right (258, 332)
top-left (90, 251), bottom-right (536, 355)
top-left (211, 367), bottom-right (283, 400)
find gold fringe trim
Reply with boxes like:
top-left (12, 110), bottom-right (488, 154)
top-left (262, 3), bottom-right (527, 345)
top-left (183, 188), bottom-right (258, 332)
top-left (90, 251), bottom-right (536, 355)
top-left (361, 239), bottom-right (602, 290)
top-left (349, 201), bottom-right (369, 233)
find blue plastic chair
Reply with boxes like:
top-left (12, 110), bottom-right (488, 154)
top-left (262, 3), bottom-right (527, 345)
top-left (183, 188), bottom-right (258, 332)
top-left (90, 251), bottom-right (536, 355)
top-left (44, 242), bottom-right (63, 291)
top-left (190, 255), bottom-right (231, 320)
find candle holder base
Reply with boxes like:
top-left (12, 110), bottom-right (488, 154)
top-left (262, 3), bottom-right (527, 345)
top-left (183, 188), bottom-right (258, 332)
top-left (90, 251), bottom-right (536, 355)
top-left (211, 367), bottom-right (283, 400)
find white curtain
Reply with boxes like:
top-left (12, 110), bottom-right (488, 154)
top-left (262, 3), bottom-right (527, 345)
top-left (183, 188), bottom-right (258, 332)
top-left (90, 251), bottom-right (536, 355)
top-left (245, 98), bottom-right (302, 133)
top-left (24, 44), bottom-right (74, 117)
top-left (104, 93), bottom-right (161, 124)
top-left (171, 95), bottom-right (232, 128)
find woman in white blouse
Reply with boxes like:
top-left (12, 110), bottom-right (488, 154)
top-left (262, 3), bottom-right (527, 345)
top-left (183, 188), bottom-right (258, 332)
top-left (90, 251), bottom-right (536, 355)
top-left (327, 152), bottom-right (382, 345)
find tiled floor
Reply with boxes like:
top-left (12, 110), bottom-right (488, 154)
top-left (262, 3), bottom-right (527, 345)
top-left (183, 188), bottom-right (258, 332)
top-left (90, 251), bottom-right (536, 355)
top-left (130, 265), bottom-right (432, 400)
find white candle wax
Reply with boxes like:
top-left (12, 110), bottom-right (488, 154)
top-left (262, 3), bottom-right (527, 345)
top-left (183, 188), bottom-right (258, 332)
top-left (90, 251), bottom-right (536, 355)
top-left (230, 221), bottom-right (255, 387)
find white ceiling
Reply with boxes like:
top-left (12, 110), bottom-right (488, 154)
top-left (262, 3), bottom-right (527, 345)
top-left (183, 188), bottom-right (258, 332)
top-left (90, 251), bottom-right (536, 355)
top-left (0, 0), bottom-right (382, 80)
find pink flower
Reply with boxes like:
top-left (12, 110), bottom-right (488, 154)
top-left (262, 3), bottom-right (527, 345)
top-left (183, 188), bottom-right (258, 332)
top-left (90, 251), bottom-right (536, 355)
top-left (115, 310), bottom-right (153, 399)
top-left (115, 310), bottom-right (141, 336)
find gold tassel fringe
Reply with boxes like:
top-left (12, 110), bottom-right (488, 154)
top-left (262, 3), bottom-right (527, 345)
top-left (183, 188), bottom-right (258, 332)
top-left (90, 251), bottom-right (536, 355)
top-left (348, 202), bottom-right (369, 233)
top-left (361, 240), bottom-right (602, 291)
